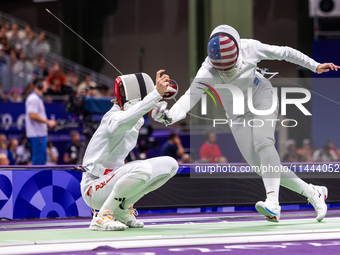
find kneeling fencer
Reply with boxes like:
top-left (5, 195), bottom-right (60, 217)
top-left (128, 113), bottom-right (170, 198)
top-left (80, 70), bottom-right (179, 231)
top-left (153, 25), bottom-right (339, 222)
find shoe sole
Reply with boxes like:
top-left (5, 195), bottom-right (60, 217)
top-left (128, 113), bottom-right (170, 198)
top-left (114, 215), bottom-right (144, 228)
top-left (89, 225), bottom-right (126, 231)
top-left (255, 202), bottom-right (280, 223)
top-left (126, 222), bottom-right (144, 228)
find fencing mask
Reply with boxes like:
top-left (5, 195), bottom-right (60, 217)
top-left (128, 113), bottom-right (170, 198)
top-left (207, 25), bottom-right (242, 76)
top-left (114, 73), bottom-right (155, 109)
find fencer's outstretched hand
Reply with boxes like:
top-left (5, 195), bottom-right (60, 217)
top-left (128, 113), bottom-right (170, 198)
top-left (155, 69), bottom-right (170, 97)
top-left (316, 63), bottom-right (339, 74)
top-left (151, 101), bottom-right (173, 125)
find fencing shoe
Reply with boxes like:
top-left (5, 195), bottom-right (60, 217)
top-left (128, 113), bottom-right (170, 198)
top-left (89, 211), bottom-right (127, 231)
top-left (308, 184), bottom-right (328, 222)
top-left (255, 198), bottom-right (281, 223)
top-left (114, 206), bottom-right (144, 228)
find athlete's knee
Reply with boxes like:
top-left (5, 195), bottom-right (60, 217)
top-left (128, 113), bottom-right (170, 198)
top-left (254, 136), bottom-right (275, 153)
top-left (163, 156), bottom-right (179, 176)
top-left (129, 161), bottom-right (152, 182)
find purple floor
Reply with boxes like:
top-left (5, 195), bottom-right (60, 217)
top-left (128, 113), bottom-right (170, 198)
top-left (30, 240), bottom-right (340, 255)
top-left (2, 210), bottom-right (340, 254)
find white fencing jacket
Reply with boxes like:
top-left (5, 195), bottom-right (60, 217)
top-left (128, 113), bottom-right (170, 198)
top-left (169, 39), bottom-right (320, 122)
top-left (81, 89), bottom-right (162, 179)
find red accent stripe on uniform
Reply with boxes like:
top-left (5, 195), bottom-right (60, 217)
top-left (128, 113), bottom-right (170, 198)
top-left (104, 169), bottom-right (113, 175)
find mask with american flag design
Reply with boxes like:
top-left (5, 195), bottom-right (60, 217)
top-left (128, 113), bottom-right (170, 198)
top-left (207, 25), bottom-right (242, 74)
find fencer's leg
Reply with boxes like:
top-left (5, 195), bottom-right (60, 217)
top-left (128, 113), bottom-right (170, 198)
top-left (230, 115), bottom-right (280, 201)
top-left (114, 156), bottom-right (178, 228)
top-left (99, 161), bottom-right (152, 214)
top-left (280, 169), bottom-right (313, 197)
top-left (251, 112), bottom-right (314, 198)
top-left (230, 116), bottom-right (280, 222)
top-left (253, 114), bottom-right (281, 203)
top-left (229, 116), bottom-right (261, 171)
top-left (122, 156), bottom-right (179, 209)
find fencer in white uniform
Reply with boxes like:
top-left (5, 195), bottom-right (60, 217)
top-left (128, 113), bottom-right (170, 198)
top-left (153, 25), bottom-right (339, 222)
top-left (80, 70), bottom-right (179, 231)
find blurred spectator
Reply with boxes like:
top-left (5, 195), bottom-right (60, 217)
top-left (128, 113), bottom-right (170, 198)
top-left (160, 133), bottom-right (190, 163)
top-left (46, 141), bottom-right (59, 165)
top-left (7, 24), bottom-right (22, 50)
top-left (6, 24), bottom-right (20, 39)
top-left (327, 140), bottom-right (339, 159)
top-left (44, 95), bottom-right (53, 104)
top-left (108, 88), bottom-right (115, 97)
top-left (25, 79), bottom-right (56, 165)
top-left (23, 33), bottom-right (37, 61)
top-left (64, 130), bottom-right (80, 164)
top-left (0, 134), bottom-right (7, 155)
top-left (77, 75), bottom-right (97, 94)
top-left (46, 61), bottom-right (67, 95)
top-left (23, 24), bottom-right (35, 40)
top-left (0, 35), bottom-right (11, 55)
top-left (282, 139), bottom-right (303, 162)
top-left (297, 138), bottom-right (313, 162)
top-left (3, 23), bottom-right (10, 33)
top-left (16, 136), bottom-right (31, 165)
top-left (12, 51), bottom-right (33, 84)
top-left (32, 53), bottom-right (43, 68)
top-left (8, 88), bottom-right (23, 103)
top-left (32, 31), bottom-right (50, 57)
top-left (0, 27), bottom-right (6, 41)
top-left (66, 66), bottom-right (77, 85)
top-left (313, 144), bottom-right (338, 162)
top-left (0, 89), bottom-right (9, 102)
top-left (86, 86), bottom-right (99, 98)
top-left (9, 48), bottom-right (17, 67)
top-left (68, 75), bottom-right (80, 92)
top-left (199, 132), bottom-right (227, 163)
top-left (98, 84), bottom-right (110, 98)
top-left (32, 57), bottom-right (49, 79)
top-left (7, 138), bottom-right (18, 165)
top-left (0, 153), bottom-right (9, 166)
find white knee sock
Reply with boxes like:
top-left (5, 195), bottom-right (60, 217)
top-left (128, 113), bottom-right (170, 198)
top-left (280, 169), bottom-right (314, 198)
top-left (258, 145), bottom-right (281, 203)
top-left (99, 175), bottom-right (145, 213)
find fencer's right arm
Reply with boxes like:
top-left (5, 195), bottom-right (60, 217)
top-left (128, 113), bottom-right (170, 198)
top-left (166, 74), bottom-right (209, 125)
top-left (153, 84), bottom-right (206, 125)
top-left (107, 89), bottom-right (162, 134)
top-left (168, 87), bottom-right (203, 124)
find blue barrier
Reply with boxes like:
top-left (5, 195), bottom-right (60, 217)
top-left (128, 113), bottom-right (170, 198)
top-left (1, 163), bottom-right (339, 219)
top-left (0, 167), bottom-right (91, 219)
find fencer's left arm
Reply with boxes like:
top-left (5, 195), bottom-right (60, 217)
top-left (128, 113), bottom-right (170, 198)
top-left (107, 90), bottom-right (162, 134)
top-left (252, 40), bottom-right (320, 72)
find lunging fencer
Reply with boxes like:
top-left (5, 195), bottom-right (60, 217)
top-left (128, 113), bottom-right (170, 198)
top-left (153, 25), bottom-right (339, 223)
top-left (80, 70), bottom-right (179, 231)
